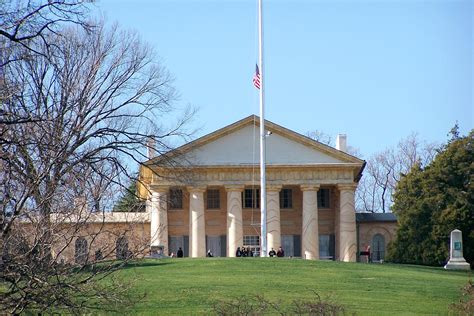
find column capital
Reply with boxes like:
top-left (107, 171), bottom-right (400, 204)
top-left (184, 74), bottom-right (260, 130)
top-left (300, 184), bottom-right (320, 192)
top-left (225, 185), bottom-right (245, 192)
top-left (150, 188), bottom-right (168, 203)
top-left (337, 183), bottom-right (357, 191)
top-left (186, 186), bottom-right (207, 193)
top-left (266, 185), bottom-right (282, 192)
top-left (149, 185), bottom-right (169, 194)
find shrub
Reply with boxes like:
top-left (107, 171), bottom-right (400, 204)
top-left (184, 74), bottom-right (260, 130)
top-left (212, 292), bottom-right (350, 316)
top-left (450, 279), bottom-right (474, 315)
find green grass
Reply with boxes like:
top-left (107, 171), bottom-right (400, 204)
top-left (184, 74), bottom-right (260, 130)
top-left (110, 258), bottom-right (470, 315)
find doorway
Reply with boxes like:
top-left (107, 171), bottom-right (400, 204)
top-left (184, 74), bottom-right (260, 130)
top-left (206, 235), bottom-right (226, 257)
top-left (169, 236), bottom-right (189, 257)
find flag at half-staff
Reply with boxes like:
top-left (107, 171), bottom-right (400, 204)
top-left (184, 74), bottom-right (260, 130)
top-left (253, 64), bottom-right (261, 89)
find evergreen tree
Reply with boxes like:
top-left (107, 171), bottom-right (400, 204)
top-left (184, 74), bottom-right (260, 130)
top-left (387, 129), bottom-right (473, 266)
top-left (114, 180), bottom-right (146, 212)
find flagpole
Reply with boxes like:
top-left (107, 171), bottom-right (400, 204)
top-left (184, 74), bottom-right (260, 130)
top-left (258, 0), bottom-right (267, 258)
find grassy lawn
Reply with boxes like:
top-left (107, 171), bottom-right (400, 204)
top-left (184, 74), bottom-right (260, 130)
top-left (111, 258), bottom-right (470, 315)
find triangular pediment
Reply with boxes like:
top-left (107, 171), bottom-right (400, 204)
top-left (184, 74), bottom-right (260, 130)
top-left (146, 115), bottom-right (364, 167)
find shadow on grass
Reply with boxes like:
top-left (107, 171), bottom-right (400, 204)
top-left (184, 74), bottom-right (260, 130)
top-left (120, 259), bottom-right (176, 270)
top-left (381, 263), bottom-right (472, 276)
top-left (75, 258), bottom-right (175, 274)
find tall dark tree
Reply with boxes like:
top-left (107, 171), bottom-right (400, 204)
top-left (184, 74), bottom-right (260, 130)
top-left (114, 179), bottom-right (145, 212)
top-left (387, 129), bottom-right (474, 266)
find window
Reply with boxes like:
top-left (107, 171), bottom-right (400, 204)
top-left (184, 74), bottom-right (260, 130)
top-left (317, 188), bottom-right (331, 208)
top-left (95, 249), bottom-right (103, 261)
top-left (116, 236), bottom-right (129, 259)
top-left (243, 235), bottom-right (260, 257)
top-left (279, 188), bottom-right (293, 209)
top-left (75, 237), bottom-right (88, 264)
top-left (206, 189), bottom-right (220, 209)
top-left (169, 189), bottom-right (183, 209)
top-left (242, 188), bottom-right (260, 208)
top-left (319, 234), bottom-right (335, 259)
top-left (243, 235), bottom-right (260, 246)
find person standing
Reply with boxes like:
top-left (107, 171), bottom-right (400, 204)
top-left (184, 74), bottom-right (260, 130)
top-left (277, 246), bottom-right (284, 257)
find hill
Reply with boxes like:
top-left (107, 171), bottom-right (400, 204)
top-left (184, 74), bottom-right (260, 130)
top-left (108, 258), bottom-right (469, 315)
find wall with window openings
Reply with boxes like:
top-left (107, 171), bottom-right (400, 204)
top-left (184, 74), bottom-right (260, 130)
top-left (357, 221), bottom-right (397, 262)
top-left (61, 222), bottom-right (150, 264)
top-left (166, 185), bottom-right (340, 258)
top-left (56, 186), bottom-right (397, 261)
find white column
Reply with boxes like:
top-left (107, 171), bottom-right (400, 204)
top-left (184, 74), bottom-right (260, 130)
top-left (338, 184), bottom-right (357, 262)
top-left (266, 185), bottom-right (282, 253)
top-left (188, 186), bottom-right (206, 258)
top-left (301, 185), bottom-right (320, 260)
top-left (148, 187), bottom-right (168, 255)
top-left (226, 185), bottom-right (244, 257)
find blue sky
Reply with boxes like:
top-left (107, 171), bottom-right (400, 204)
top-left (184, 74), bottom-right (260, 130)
top-left (95, 0), bottom-right (472, 158)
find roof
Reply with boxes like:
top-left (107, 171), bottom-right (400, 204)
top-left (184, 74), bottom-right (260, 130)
top-left (145, 115), bottom-right (365, 166)
top-left (138, 115), bottom-right (367, 198)
top-left (356, 213), bottom-right (397, 222)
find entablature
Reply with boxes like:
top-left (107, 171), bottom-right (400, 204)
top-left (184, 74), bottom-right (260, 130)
top-left (149, 165), bottom-right (359, 187)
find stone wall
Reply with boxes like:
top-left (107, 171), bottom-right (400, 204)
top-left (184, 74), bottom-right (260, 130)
top-left (357, 221), bottom-right (398, 262)
top-left (53, 221), bottom-right (150, 264)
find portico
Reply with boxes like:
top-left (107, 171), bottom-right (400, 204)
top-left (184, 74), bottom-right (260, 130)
top-left (140, 115), bottom-right (364, 261)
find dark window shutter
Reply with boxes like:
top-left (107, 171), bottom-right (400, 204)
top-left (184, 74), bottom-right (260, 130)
top-left (221, 235), bottom-right (227, 257)
top-left (184, 235), bottom-right (189, 257)
top-left (329, 234), bottom-right (335, 260)
top-left (293, 235), bottom-right (301, 257)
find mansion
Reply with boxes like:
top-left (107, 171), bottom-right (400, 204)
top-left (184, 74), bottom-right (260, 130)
top-left (133, 115), bottom-right (397, 262)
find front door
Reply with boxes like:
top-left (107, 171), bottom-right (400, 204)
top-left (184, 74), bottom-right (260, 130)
top-left (281, 235), bottom-right (294, 257)
top-left (206, 236), bottom-right (223, 257)
top-left (371, 234), bottom-right (385, 261)
top-left (169, 236), bottom-right (189, 257)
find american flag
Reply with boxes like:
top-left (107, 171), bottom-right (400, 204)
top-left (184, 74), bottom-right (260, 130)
top-left (253, 64), bottom-right (261, 89)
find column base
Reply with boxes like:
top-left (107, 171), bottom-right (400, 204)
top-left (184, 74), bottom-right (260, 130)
top-left (444, 258), bottom-right (471, 270)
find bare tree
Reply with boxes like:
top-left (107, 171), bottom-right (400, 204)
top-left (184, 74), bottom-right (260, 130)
top-left (0, 21), bottom-right (193, 314)
top-left (356, 133), bottom-right (439, 213)
top-left (0, 0), bottom-right (93, 65)
top-left (306, 130), bottom-right (333, 146)
top-left (306, 130), bottom-right (361, 158)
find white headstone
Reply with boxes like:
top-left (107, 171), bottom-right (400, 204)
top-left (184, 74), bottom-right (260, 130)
top-left (444, 229), bottom-right (471, 270)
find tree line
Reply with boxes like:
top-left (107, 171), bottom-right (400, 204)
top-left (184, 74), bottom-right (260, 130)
top-left (308, 126), bottom-right (473, 267)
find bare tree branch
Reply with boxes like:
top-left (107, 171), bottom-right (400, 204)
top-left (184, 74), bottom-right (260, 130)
top-left (0, 0), bottom-right (94, 66)
top-left (356, 134), bottom-right (439, 212)
top-left (0, 21), bottom-right (194, 313)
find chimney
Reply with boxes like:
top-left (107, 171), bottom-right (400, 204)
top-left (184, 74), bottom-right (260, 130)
top-left (336, 134), bottom-right (347, 153)
top-left (147, 138), bottom-right (156, 159)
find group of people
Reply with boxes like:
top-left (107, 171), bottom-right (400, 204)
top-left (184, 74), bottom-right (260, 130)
top-left (235, 246), bottom-right (254, 257)
top-left (268, 247), bottom-right (285, 257)
top-left (170, 246), bottom-right (286, 258)
top-left (169, 247), bottom-right (184, 258)
top-left (235, 246), bottom-right (286, 257)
